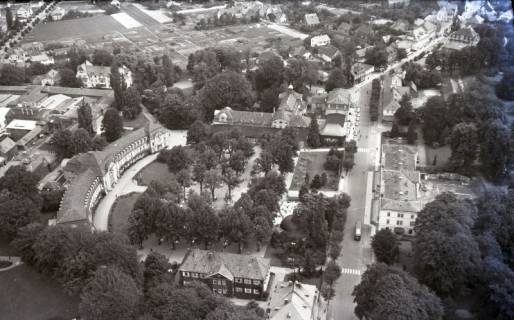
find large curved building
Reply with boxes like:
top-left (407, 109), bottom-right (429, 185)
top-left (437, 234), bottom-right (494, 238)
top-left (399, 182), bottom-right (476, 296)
top-left (56, 121), bottom-right (173, 228)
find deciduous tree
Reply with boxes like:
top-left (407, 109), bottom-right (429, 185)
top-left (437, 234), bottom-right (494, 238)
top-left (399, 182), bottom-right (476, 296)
top-left (371, 229), bottom-right (399, 265)
top-left (102, 108), bottom-right (124, 142)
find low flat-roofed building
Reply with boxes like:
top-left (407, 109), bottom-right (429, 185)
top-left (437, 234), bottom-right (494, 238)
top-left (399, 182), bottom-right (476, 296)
top-left (6, 119), bottom-right (39, 141)
top-left (38, 94), bottom-right (72, 110)
top-left (16, 126), bottom-right (43, 150)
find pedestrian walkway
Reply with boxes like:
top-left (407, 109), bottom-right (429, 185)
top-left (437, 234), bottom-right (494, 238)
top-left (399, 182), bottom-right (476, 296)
top-left (340, 267), bottom-right (363, 276)
top-left (0, 256), bottom-right (23, 272)
top-left (357, 147), bottom-right (370, 153)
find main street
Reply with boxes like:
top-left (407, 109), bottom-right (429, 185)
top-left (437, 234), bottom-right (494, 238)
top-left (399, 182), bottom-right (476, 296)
top-left (328, 34), bottom-right (448, 319)
top-left (329, 79), bottom-right (378, 320)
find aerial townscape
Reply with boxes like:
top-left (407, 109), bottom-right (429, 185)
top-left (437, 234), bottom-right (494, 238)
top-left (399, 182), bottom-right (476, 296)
top-left (0, 0), bottom-right (513, 320)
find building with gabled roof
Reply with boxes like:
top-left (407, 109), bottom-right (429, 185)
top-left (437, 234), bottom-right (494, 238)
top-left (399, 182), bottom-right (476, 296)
top-left (311, 34), bottom-right (331, 47)
top-left (317, 45), bottom-right (341, 64)
top-left (267, 281), bottom-right (321, 320)
top-left (304, 13), bottom-right (320, 26)
top-left (0, 137), bottom-right (17, 161)
top-left (178, 249), bottom-right (272, 300)
top-left (76, 60), bottom-right (133, 89)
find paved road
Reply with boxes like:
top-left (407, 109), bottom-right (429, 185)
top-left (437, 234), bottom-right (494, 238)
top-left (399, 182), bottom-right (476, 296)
top-left (93, 130), bottom-right (187, 231)
top-left (329, 80), bottom-right (377, 320)
top-left (328, 35), bottom-right (447, 320)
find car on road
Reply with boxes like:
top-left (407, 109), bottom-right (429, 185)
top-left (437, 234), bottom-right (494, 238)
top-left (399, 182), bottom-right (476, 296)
top-left (354, 220), bottom-right (362, 241)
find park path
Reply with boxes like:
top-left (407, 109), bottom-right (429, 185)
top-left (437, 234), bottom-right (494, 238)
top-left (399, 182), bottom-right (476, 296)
top-left (93, 130), bottom-right (187, 231)
top-left (0, 256), bottom-right (23, 272)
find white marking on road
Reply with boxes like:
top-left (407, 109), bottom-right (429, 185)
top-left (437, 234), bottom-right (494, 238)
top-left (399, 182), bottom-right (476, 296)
top-left (357, 147), bottom-right (369, 153)
top-left (340, 267), bottom-right (363, 276)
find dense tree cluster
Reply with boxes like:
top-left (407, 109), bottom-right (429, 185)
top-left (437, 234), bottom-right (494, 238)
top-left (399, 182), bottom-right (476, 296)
top-left (270, 193), bottom-right (350, 279)
top-left (403, 62), bottom-right (441, 89)
top-left (364, 45), bottom-right (388, 68)
top-left (195, 12), bottom-right (260, 30)
top-left (0, 166), bottom-right (42, 239)
top-left (50, 127), bottom-right (106, 159)
top-left (420, 78), bottom-right (512, 180)
top-left (371, 229), bottom-right (399, 265)
top-left (353, 263), bottom-right (443, 320)
top-left (255, 128), bottom-right (299, 175)
top-left (102, 108), bottom-right (124, 142)
top-left (369, 79), bottom-right (381, 121)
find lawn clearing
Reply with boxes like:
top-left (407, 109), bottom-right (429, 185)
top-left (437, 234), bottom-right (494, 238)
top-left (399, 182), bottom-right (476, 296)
top-left (109, 192), bottom-right (141, 234)
top-left (289, 151), bottom-right (339, 191)
top-left (0, 265), bottom-right (79, 320)
top-left (23, 15), bottom-right (128, 43)
top-left (136, 160), bottom-right (174, 186)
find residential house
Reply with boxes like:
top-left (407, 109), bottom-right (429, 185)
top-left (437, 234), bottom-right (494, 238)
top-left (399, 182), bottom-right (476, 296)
top-left (29, 53), bottom-right (55, 65)
top-left (291, 46), bottom-right (312, 60)
top-left (355, 46), bottom-right (372, 63)
top-left (304, 13), bottom-right (320, 26)
top-left (310, 34), bottom-right (331, 47)
top-left (353, 24), bottom-right (374, 41)
top-left (0, 137), bottom-right (17, 161)
top-left (336, 22), bottom-right (352, 36)
top-left (388, 0), bottom-right (410, 8)
top-left (33, 69), bottom-right (61, 86)
top-left (267, 281), bottom-right (321, 320)
top-left (212, 88), bottom-right (310, 139)
top-left (382, 99), bottom-right (401, 122)
top-left (351, 63), bottom-right (374, 84)
top-left (50, 6), bottom-right (66, 20)
top-left (317, 45), bottom-right (341, 64)
top-left (76, 61), bottom-right (133, 89)
top-left (390, 19), bottom-right (410, 33)
top-left (449, 26), bottom-right (480, 46)
top-left (178, 249), bottom-right (272, 300)
top-left (17, 5), bottom-right (33, 21)
top-left (386, 44), bottom-right (398, 63)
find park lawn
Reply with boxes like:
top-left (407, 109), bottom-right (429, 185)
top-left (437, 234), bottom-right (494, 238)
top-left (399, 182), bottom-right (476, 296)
top-left (289, 151), bottom-right (339, 191)
top-left (109, 192), bottom-right (141, 234)
top-left (0, 265), bottom-right (79, 320)
top-left (136, 161), bottom-right (174, 186)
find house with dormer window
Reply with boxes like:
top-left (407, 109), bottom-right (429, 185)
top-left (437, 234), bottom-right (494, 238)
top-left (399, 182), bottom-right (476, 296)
top-left (178, 249), bottom-right (272, 300)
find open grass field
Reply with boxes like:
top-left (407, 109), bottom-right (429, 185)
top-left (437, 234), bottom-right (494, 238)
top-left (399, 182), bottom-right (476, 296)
top-left (289, 151), bottom-right (339, 191)
top-left (109, 192), bottom-right (140, 234)
top-left (136, 160), bottom-right (173, 186)
top-left (23, 15), bottom-right (129, 43)
top-left (0, 265), bottom-right (79, 320)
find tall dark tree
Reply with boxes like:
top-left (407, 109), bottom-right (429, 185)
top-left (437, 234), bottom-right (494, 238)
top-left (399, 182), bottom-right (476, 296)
top-left (59, 67), bottom-right (81, 87)
top-left (0, 165), bottom-right (42, 208)
top-left (50, 129), bottom-right (75, 159)
top-left (102, 108), bottom-right (124, 142)
top-left (143, 251), bottom-right (172, 292)
top-left (371, 229), bottom-right (399, 265)
top-left (187, 120), bottom-right (210, 145)
top-left (78, 102), bottom-right (94, 135)
top-left (413, 193), bottom-right (481, 296)
top-left (0, 191), bottom-right (41, 239)
top-left (353, 263), bottom-right (444, 320)
top-left (72, 128), bottom-right (93, 155)
top-left (79, 266), bottom-right (142, 320)
top-left (325, 68), bottom-right (347, 92)
top-left (111, 62), bottom-right (126, 108)
top-left (122, 86), bottom-right (142, 120)
top-left (186, 194), bottom-right (219, 248)
top-left (6, 7), bottom-right (14, 30)
top-left (0, 64), bottom-right (26, 85)
top-left (448, 122), bottom-right (479, 172)
top-left (220, 207), bottom-right (253, 253)
top-left (307, 115), bottom-right (321, 148)
top-left (480, 120), bottom-right (511, 182)
top-left (421, 96), bottom-right (450, 146)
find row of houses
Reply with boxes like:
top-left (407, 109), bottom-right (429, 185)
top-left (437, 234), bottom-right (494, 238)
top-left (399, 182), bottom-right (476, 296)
top-left (212, 86), bottom-right (358, 144)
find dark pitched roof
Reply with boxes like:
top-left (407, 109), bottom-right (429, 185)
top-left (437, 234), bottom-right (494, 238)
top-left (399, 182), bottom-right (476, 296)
top-left (56, 168), bottom-right (98, 224)
top-left (0, 137), bottom-right (16, 153)
top-left (179, 249), bottom-right (270, 280)
top-left (318, 45), bottom-right (340, 58)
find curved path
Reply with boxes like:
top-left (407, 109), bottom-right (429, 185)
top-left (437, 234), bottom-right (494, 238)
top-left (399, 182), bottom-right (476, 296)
top-left (93, 130), bottom-right (187, 231)
top-left (0, 256), bottom-right (23, 272)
